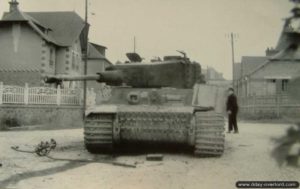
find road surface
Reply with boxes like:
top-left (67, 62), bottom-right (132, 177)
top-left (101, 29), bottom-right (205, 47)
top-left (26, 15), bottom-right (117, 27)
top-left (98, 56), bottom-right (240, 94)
top-left (0, 122), bottom-right (299, 189)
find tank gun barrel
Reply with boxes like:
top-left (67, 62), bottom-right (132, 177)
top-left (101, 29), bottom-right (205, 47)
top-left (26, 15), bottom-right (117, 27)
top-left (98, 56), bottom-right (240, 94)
top-left (44, 75), bottom-right (100, 83)
top-left (44, 70), bottom-right (123, 86)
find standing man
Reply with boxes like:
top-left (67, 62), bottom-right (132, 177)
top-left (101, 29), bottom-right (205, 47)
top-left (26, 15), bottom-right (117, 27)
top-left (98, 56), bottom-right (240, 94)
top-left (226, 88), bottom-right (239, 133)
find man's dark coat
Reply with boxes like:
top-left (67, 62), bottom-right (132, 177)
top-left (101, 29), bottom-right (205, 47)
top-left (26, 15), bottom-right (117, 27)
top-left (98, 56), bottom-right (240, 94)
top-left (226, 94), bottom-right (239, 114)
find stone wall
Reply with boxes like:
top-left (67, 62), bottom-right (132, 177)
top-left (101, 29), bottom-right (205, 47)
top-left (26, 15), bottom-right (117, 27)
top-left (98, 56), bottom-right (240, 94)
top-left (0, 105), bottom-right (84, 128)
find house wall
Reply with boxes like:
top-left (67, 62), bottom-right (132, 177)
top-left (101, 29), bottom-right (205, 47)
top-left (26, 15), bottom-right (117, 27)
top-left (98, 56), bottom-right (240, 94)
top-left (56, 39), bottom-right (83, 89)
top-left (238, 78), bottom-right (297, 120)
top-left (244, 79), bottom-right (288, 97)
top-left (0, 23), bottom-right (57, 85)
top-left (56, 39), bottom-right (83, 75)
top-left (247, 80), bottom-right (262, 96)
top-left (237, 80), bottom-right (246, 97)
top-left (56, 47), bottom-right (68, 74)
top-left (0, 23), bottom-right (42, 71)
top-left (0, 71), bottom-right (41, 86)
top-left (40, 42), bottom-right (56, 75)
top-left (246, 79), bottom-right (277, 96)
top-left (266, 80), bottom-right (276, 95)
top-left (249, 62), bottom-right (300, 95)
top-left (55, 39), bottom-right (84, 88)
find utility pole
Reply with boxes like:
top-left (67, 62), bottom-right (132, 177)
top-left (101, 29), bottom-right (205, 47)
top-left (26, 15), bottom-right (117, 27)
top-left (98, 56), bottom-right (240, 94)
top-left (231, 33), bottom-right (235, 87)
top-left (227, 33), bottom-right (238, 91)
top-left (83, 0), bottom-right (88, 119)
top-left (134, 36), bottom-right (136, 53)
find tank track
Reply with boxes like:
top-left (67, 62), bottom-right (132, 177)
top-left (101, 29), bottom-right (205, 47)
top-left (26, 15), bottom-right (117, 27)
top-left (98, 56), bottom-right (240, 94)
top-left (194, 111), bottom-right (225, 156)
top-left (84, 114), bottom-right (114, 153)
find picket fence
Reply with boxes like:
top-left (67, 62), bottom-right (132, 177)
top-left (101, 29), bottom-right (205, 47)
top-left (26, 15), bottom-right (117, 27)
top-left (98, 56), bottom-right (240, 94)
top-left (239, 94), bottom-right (300, 118)
top-left (0, 82), bottom-right (97, 106)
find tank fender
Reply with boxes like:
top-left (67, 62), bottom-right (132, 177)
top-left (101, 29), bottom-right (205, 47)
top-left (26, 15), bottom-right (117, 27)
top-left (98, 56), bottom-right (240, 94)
top-left (85, 105), bottom-right (118, 116)
top-left (85, 105), bottom-right (121, 146)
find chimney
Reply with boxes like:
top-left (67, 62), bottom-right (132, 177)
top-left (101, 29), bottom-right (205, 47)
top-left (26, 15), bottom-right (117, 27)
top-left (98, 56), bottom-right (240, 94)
top-left (9, 0), bottom-right (19, 12)
top-left (265, 47), bottom-right (279, 57)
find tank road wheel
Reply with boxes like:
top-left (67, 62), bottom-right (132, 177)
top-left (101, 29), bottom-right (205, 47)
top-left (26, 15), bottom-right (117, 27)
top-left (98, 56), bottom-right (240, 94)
top-left (84, 114), bottom-right (114, 154)
top-left (194, 111), bottom-right (225, 157)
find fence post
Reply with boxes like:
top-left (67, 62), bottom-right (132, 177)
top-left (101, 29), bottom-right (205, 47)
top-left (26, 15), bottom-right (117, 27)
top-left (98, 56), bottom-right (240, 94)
top-left (24, 83), bottom-right (29, 105)
top-left (57, 85), bottom-right (61, 106)
top-left (0, 82), bottom-right (3, 105)
top-left (80, 88), bottom-right (84, 105)
top-left (90, 88), bottom-right (96, 106)
top-left (252, 96), bottom-right (255, 116)
top-left (276, 95), bottom-right (280, 118)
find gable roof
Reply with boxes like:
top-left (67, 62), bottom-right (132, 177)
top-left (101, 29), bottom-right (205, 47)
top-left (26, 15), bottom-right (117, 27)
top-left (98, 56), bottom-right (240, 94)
top-left (90, 42), bottom-right (107, 50)
top-left (1, 10), bottom-right (57, 44)
top-left (1, 10), bottom-right (87, 47)
top-left (26, 12), bottom-right (86, 46)
top-left (234, 56), bottom-right (268, 80)
top-left (88, 43), bottom-right (112, 65)
top-left (88, 43), bottom-right (106, 59)
top-left (2, 9), bottom-right (46, 28)
top-left (251, 61), bottom-right (300, 79)
top-left (241, 56), bottom-right (268, 75)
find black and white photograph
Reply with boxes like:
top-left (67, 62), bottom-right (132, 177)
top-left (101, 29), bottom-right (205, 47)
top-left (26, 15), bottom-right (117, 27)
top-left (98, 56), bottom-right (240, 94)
top-left (0, 0), bottom-right (299, 188)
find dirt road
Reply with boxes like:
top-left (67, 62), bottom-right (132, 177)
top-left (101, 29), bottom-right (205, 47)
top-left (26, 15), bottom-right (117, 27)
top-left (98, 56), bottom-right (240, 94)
top-left (0, 122), bottom-right (299, 189)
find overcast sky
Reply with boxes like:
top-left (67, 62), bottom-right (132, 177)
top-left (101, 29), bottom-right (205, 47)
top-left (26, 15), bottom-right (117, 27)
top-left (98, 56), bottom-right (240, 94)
top-left (0, 0), bottom-right (293, 79)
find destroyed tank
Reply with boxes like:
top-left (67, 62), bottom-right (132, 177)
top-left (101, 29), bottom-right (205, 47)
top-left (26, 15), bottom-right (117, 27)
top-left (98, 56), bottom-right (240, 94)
top-left (45, 53), bottom-right (225, 156)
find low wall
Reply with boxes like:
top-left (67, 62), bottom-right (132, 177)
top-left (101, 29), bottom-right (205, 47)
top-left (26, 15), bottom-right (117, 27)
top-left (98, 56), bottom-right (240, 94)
top-left (0, 105), bottom-right (84, 129)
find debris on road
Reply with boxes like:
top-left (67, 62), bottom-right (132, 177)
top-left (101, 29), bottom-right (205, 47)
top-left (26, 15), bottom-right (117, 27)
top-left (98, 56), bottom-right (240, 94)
top-left (11, 146), bottom-right (35, 153)
top-left (112, 162), bottom-right (136, 168)
top-left (35, 138), bottom-right (57, 156)
top-left (11, 140), bottom-right (136, 168)
top-left (11, 138), bottom-right (57, 156)
top-left (146, 154), bottom-right (164, 161)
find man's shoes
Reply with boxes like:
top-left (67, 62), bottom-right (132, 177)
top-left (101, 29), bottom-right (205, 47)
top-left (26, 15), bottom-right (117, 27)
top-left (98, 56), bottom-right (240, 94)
top-left (233, 131), bottom-right (239, 134)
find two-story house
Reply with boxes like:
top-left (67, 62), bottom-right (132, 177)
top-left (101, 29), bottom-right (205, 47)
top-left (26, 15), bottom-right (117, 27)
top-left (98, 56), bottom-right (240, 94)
top-left (0, 0), bottom-right (110, 89)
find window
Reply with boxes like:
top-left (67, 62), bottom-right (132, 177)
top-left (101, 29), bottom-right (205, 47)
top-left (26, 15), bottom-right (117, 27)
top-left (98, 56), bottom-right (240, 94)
top-left (49, 48), bottom-right (55, 68)
top-left (72, 52), bottom-right (75, 70)
top-left (282, 79), bottom-right (289, 91)
top-left (69, 46), bottom-right (81, 72)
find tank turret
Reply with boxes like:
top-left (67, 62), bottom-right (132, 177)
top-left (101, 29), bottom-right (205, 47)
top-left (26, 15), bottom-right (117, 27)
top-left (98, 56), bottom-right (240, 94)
top-left (45, 53), bottom-right (203, 89)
